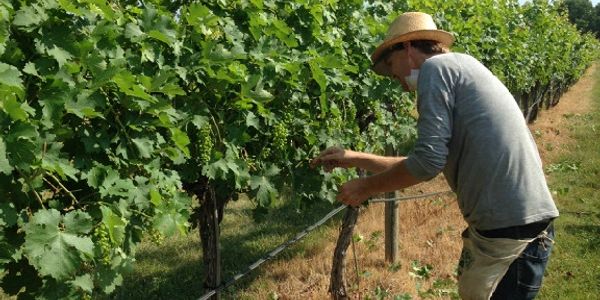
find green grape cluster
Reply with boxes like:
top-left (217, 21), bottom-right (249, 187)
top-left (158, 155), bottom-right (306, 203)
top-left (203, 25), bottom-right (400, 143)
top-left (272, 122), bottom-right (289, 151)
top-left (198, 126), bottom-right (213, 164)
top-left (259, 147), bottom-right (272, 160)
top-left (148, 228), bottom-right (164, 245)
top-left (282, 111), bottom-right (294, 125)
top-left (93, 224), bottom-right (112, 266)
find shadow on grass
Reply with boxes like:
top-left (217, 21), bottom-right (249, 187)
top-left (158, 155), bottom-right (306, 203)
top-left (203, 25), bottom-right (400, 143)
top-left (108, 199), bottom-right (343, 300)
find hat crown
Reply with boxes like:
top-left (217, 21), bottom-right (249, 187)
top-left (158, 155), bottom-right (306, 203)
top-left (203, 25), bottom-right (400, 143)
top-left (386, 12), bottom-right (439, 41)
top-left (370, 11), bottom-right (454, 77)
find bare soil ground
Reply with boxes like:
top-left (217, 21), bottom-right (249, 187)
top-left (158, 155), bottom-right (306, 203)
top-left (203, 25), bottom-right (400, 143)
top-left (244, 64), bottom-right (598, 299)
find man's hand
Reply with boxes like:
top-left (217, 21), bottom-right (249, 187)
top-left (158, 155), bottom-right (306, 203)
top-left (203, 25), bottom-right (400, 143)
top-left (311, 147), bottom-right (378, 206)
top-left (310, 146), bottom-right (354, 172)
top-left (336, 177), bottom-right (373, 207)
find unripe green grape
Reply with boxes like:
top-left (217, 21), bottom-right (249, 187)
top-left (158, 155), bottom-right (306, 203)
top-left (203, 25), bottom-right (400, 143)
top-left (260, 147), bottom-right (272, 160)
top-left (282, 111), bottom-right (294, 124)
top-left (148, 228), bottom-right (164, 245)
top-left (198, 126), bottom-right (213, 164)
top-left (93, 224), bottom-right (112, 266)
top-left (272, 123), bottom-right (288, 151)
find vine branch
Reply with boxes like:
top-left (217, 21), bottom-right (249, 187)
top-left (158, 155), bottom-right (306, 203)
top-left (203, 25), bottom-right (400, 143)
top-left (47, 173), bottom-right (79, 207)
top-left (18, 170), bottom-right (45, 210)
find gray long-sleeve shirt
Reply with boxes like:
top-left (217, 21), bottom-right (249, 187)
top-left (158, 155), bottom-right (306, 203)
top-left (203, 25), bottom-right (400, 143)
top-left (404, 53), bottom-right (559, 230)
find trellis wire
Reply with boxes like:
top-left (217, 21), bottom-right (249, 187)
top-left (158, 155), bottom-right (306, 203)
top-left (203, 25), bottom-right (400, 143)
top-left (370, 190), bottom-right (453, 203)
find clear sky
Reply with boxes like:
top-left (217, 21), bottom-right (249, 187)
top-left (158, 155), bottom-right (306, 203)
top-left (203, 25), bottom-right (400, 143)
top-left (519, 0), bottom-right (599, 6)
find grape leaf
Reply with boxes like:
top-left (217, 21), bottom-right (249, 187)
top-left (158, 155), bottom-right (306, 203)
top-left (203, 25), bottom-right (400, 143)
top-left (191, 115), bottom-right (209, 129)
top-left (12, 4), bottom-right (47, 29)
top-left (46, 46), bottom-right (73, 68)
top-left (70, 274), bottom-right (93, 293)
top-left (0, 202), bottom-right (17, 227)
top-left (132, 138), bottom-right (154, 158)
top-left (95, 265), bottom-right (123, 294)
top-left (22, 61), bottom-right (41, 78)
top-left (112, 71), bottom-right (155, 102)
top-left (5, 135), bottom-right (38, 171)
top-left (24, 209), bottom-right (94, 280)
top-left (65, 92), bottom-right (103, 119)
top-left (0, 62), bottom-right (23, 88)
top-left (249, 175), bottom-right (277, 207)
top-left (63, 211), bottom-right (93, 235)
top-left (101, 206), bottom-right (127, 245)
top-left (245, 112), bottom-right (260, 129)
top-left (0, 137), bottom-right (12, 175)
top-left (57, 0), bottom-right (82, 15)
top-left (170, 128), bottom-right (190, 157)
top-left (153, 213), bottom-right (184, 236)
top-left (148, 29), bottom-right (174, 45)
top-left (41, 143), bottom-right (80, 181)
top-left (125, 23), bottom-right (145, 41)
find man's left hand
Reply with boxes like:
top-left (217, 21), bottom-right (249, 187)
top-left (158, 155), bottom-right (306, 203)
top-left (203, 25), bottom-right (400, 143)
top-left (336, 177), bottom-right (373, 207)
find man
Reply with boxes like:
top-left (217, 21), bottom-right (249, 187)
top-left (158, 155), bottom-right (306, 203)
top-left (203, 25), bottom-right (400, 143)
top-left (311, 12), bottom-right (559, 300)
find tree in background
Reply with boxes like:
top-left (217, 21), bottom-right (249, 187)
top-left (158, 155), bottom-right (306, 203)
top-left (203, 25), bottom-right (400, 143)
top-left (594, 3), bottom-right (600, 37)
top-left (560, 0), bottom-right (600, 37)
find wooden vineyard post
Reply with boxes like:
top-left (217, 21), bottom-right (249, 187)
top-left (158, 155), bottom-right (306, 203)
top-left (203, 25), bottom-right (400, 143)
top-left (384, 145), bottom-right (399, 263)
top-left (329, 206), bottom-right (359, 300)
top-left (384, 193), bottom-right (399, 263)
top-left (199, 187), bottom-right (222, 300)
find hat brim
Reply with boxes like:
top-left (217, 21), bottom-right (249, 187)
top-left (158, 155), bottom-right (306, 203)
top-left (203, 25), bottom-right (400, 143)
top-left (371, 30), bottom-right (455, 76)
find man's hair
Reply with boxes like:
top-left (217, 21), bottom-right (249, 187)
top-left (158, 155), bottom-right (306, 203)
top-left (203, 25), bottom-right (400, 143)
top-left (409, 40), bottom-right (450, 54)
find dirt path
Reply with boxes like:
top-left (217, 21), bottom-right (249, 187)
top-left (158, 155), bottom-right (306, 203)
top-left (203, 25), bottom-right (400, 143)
top-left (243, 64), bottom-right (598, 299)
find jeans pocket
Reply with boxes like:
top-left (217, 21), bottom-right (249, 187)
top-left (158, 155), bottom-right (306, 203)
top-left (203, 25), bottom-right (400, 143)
top-left (516, 236), bottom-right (554, 292)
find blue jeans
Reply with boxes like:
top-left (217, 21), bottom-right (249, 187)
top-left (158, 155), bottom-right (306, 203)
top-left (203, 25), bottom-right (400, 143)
top-left (491, 223), bottom-right (555, 299)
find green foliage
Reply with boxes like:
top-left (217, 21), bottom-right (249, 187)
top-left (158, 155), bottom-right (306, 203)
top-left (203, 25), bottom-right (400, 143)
top-left (407, 0), bottom-right (599, 95)
top-left (560, 0), bottom-right (598, 36)
top-left (0, 0), bottom-right (411, 297)
top-left (0, 0), bottom-right (597, 298)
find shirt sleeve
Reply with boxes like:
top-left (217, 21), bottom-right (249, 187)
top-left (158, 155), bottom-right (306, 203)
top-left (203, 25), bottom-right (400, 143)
top-left (404, 58), bottom-right (458, 180)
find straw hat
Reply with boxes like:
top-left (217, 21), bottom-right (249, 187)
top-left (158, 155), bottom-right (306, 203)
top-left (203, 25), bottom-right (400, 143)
top-left (371, 12), bottom-right (454, 76)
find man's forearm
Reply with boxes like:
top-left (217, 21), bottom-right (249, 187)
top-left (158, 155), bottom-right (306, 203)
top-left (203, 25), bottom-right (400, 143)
top-left (363, 159), bottom-right (422, 195)
top-left (347, 151), bottom-right (406, 173)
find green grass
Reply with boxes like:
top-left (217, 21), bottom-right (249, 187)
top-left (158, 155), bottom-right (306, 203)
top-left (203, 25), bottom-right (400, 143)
top-left (107, 195), bottom-right (342, 299)
top-left (538, 67), bottom-right (600, 299)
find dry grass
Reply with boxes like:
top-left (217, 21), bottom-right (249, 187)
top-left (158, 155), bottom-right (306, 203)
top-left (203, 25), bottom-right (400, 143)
top-left (235, 176), bottom-right (463, 299)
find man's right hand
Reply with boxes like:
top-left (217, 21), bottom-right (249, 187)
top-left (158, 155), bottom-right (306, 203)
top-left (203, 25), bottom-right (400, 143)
top-left (310, 146), bottom-right (355, 172)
